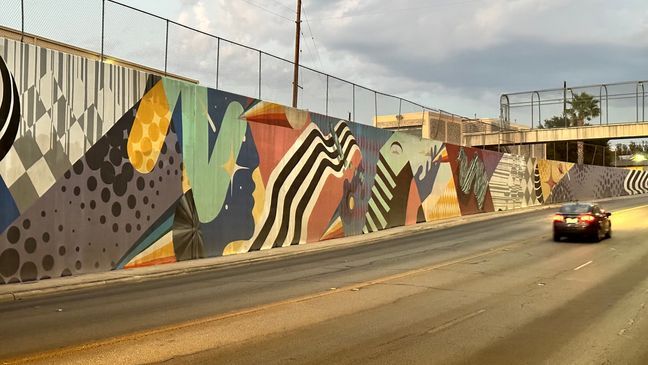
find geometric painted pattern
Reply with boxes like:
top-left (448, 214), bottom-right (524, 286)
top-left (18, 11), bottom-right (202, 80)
top-left (0, 38), bottom-right (149, 215)
top-left (0, 35), bottom-right (646, 284)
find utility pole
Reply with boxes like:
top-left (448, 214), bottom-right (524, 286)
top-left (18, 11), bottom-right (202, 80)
top-left (292, 0), bottom-right (302, 108)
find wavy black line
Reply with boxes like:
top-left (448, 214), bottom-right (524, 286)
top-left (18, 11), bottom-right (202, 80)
top-left (289, 139), bottom-right (357, 245)
top-left (0, 56), bottom-right (20, 162)
top-left (272, 127), bottom-right (355, 247)
top-left (249, 124), bottom-right (354, 250)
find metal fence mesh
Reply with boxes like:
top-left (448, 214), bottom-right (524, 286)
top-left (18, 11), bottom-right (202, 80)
top-left (1, 0), bottom-right (467, 128)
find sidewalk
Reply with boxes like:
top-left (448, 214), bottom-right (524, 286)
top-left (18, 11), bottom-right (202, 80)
top-left (0, 200), bottom-right (603, 303)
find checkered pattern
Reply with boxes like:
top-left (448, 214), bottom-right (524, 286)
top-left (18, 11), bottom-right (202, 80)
top-left (0, 37), bottom-right (148, 213)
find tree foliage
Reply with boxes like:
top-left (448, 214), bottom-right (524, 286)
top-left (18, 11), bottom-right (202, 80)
top-left (539, 92), bottom-right (607, 165)
top-left (566, 92), bottom-right (601, 127)
top-left (614, 141), bottom-right (648, 155)
top-left (539, 93), bottom-right (600, 129)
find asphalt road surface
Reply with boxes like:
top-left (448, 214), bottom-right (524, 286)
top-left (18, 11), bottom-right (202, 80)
top-left (2, 196), bottom-right (648, 364)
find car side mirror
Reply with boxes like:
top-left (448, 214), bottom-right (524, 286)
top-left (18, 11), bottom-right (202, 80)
top-left (606, 212), bottom-right (612, 217)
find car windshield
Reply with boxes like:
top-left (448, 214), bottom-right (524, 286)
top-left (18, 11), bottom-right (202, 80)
top-left (559, 204), bottom-right (592, 214)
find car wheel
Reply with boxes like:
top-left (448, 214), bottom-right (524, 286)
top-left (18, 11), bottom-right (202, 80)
top-left (553, 233), bottom-right (561, 242)
top-left (605, 225), bottom-right (612, 239)
top-left (591, 227), bottom-right (602, 243)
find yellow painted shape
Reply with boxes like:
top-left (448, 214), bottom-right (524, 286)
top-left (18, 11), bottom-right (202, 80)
top-left (251, 167), bottom-right (266, 224)
top-left (223, 240), bottom-right (250, 256)
top-left (128, 82), bottom-right (171, 173)
top-left (125, 232), bottom-right (175, 268)
top-left (181, 164), bottom-right (191, 193)
top-left (320, 216), bottom-right (344, 241)
top-left (423, 176), bottom-right (461, 221)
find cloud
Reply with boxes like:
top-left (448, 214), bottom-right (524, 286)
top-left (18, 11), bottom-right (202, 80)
top-left (114, 0), bottom-right (648, 121)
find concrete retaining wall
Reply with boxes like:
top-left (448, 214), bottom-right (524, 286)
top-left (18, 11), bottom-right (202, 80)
top-left (1, 37), bottom-right (647, 284)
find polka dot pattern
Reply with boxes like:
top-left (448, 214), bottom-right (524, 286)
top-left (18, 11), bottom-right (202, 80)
top-left (0, 91), bottom-right (184, 283)
top-left (127, 82), bottom-right (171, 174)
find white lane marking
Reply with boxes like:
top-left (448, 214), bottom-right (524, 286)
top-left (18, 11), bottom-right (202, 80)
top-left (573, 260), bottom-right (593, 271)
top-left (427, 309), bottom-right (487, 334)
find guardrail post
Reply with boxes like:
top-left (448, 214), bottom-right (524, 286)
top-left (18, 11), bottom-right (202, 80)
top-left (637, 82), bottom-right (645, 123)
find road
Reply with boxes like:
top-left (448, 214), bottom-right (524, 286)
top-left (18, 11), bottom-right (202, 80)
top-left (1, 196), bottom-right (648, 364)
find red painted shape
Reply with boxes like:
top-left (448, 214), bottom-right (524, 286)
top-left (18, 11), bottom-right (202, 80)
top-left (248, 121), bottom-right (303, 186)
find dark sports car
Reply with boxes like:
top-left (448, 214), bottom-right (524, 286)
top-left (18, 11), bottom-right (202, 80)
top-left (553, 202), bottom-right (612, 242)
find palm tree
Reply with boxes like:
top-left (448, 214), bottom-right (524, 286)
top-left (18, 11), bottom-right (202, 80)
top-left (566, 92), bottom-right (601, 165)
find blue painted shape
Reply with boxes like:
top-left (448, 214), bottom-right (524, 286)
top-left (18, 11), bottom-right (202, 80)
top-left (0, 176), bottom-right (19, 234)
top-left (200, 125), bottom-right (259, 256)
top-left (206, 89), bottom-right (249, 162)
top-left (170, 93), bottom-right (183, 151)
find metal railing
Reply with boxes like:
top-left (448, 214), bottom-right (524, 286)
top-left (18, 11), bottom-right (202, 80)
top-left (0, 0), bottom-right (474, 127)
top-left (501, 80), bottom-right (648, 129)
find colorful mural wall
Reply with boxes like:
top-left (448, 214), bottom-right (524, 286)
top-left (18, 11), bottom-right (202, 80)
top-left (1, 37), bottom-right (647, 284)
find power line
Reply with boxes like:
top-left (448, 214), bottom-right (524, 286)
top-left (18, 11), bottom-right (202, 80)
top-left (264, 0), bottom-right (296, 14)
top-left (302, 5), bottom-right (325, 72)
top-left (299, 30), bottom-right (317, 68)
top-left (238, 0), bottom-right (294, 22)
top-left (309, 0), bottom-right (489, 21)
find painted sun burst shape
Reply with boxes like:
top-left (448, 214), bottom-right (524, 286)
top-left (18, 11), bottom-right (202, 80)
top-left (222, 147), bottom-right (249, 196)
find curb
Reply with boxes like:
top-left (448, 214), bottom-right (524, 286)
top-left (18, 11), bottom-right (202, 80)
top-left (0, 194), bottom-right (640, 302)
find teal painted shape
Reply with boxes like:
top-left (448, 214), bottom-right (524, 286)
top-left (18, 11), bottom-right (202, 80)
top-left (114, 211), bottom-right (174, 269)
top-left (162, 79), bottom-right (248, 223)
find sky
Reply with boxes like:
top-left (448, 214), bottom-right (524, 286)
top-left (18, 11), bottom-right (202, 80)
top-left (4, 0), bottom-right (648, 128)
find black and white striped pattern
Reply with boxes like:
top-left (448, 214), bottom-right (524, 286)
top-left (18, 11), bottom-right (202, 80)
top-left (362, 154), bottom-right (399, 233)
top-left (0, 55), bottom-right (20, 162)
top-left (248, 121), bottom-right (358, 250)
top-left (534, 163), bottom-right (544, 204)
top-left (624, 170), bottom-right (648, 195)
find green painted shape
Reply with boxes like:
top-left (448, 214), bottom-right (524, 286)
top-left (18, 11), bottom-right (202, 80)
top-left (163, 78), bottom-right (247, 223)
top-left (379, 132), bottom-right (442, 175)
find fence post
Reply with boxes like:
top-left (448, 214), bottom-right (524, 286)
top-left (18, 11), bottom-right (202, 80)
top-left (352, 83), bottom-right (355, 122)
top-left (20, 0), bottom-right (24, 42)
top-left (325, 75), bottom-right (329, 117)
top-left (374, 91), bottom-right (378, 126)
top-left (100, 0), bottom-right (105, 61)
top-left (258, 51), bottom-right (262, 99)
top-left (164, 19), bottom-right (169, 75)
top-left (398, 98), bottom-right (402, 131)
top-left (216, 38), bottom-right (220, 90)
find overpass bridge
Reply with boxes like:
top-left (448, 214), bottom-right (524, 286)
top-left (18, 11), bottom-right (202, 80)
top-left (463, 121), bottom-right (648, 147)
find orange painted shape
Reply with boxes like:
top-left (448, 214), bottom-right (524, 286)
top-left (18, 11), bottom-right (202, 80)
top-left (405, 179), bottom-right (422, 225)
top-left (127, 81), bottom-right (171, 173)
top-left (320, 217), bottom-right (345, 241)
top-left (243, 102), bottom-right (292, 128)
top-left (307, 147), bottom-right (361, 243)
top-left (243, 101), bottom-right (311, 130)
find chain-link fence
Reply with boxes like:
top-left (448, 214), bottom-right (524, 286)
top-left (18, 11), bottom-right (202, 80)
top-left (0, 0), bottom-right (477, 129)
top-left (501, 81), bottom-right (647, 129)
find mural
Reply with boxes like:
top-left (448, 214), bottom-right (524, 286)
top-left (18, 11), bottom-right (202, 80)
top-left (1, 36), bottom-right (648, 284)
